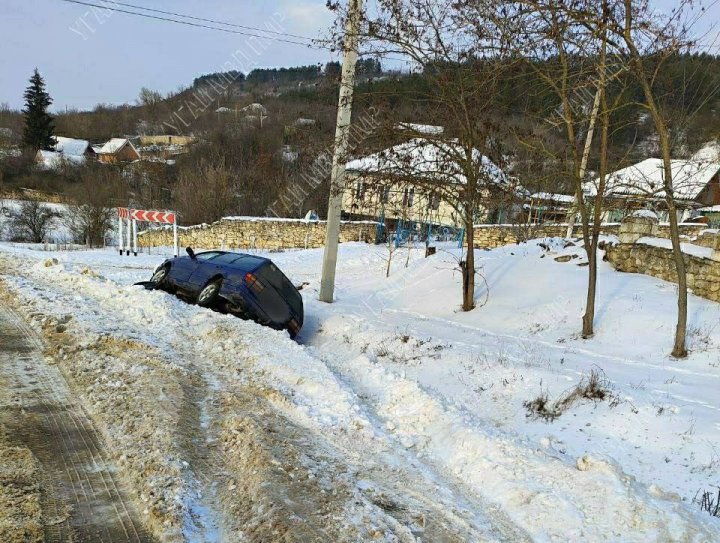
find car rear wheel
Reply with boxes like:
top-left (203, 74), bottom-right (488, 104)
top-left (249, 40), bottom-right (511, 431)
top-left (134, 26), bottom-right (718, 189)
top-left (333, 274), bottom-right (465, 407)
top-left (197, 279), bottom-right (222, 307)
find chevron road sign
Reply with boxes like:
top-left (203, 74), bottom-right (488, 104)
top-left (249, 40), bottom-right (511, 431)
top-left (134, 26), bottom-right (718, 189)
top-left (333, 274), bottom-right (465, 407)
top-left (117, 207), bottom-right (178, 257)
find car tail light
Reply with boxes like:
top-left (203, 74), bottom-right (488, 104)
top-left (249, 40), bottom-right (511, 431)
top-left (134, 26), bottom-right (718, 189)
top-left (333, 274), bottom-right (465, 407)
top-left (288, 318), bottom-right (301, 336)
top-left (244, 272), bottom-right (265, 293)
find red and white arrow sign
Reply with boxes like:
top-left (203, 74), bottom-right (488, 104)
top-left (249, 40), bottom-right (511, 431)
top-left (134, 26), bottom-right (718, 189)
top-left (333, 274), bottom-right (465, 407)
top-left (131, 209), bottom-right (176, 224)
top-left (117, 207), bottom-right (175, 224)
top-left (118, 207), bottom-right (179, 257)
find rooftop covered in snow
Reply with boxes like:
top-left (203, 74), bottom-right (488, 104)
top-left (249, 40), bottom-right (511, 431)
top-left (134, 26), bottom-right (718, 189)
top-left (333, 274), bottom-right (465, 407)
top-left (98, 138), bottom-right (132, 154)
top-left (52, 136), bottom-right (92, 157)
top-left (345, 138), bottom-right (508, 187)
top-left (585, 143), bottom-right (720, 202)
top-left (396, 123), bottom-right (445, 135)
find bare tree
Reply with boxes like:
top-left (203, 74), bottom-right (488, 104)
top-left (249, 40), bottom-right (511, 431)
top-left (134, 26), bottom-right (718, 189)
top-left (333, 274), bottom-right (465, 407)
top-left (9, 200), bottom-right (59, 242)
top-left (175, 156), bottom-right (236, 225)
top-left (380, 236), bottom-right (401, 277)
top-left (339, 0), bottom-right (519, 311)
top-left (603, 0), bottom-right (715, 357)
top-left (63, 165), bottom-right (125, 246)
top-left (504, 0), bottom-right (627, 338)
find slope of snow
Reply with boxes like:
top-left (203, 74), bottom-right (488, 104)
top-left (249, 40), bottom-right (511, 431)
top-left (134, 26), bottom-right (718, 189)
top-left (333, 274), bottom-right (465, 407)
top-left (637, 237), bottom-right (715, 259)
top-left (1, 238), bottom-right (719, 539)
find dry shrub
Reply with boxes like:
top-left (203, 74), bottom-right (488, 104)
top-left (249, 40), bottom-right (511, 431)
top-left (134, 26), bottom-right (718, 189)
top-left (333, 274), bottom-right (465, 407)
top-left (524, 368), bottom-right (618, 421)
top-left (694, 488), bottom-right (720, 518)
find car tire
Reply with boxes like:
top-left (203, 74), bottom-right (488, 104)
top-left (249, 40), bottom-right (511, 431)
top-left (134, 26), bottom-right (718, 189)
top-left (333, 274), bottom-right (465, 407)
top-left (150, 265), bottom-right (169, 288)
top-left (197, 279), bottom-right (222, 308)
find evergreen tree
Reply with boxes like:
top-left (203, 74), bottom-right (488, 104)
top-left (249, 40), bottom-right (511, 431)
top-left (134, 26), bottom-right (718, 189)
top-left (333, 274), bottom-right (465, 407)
top-left (22, 68), bottom-right (55, 151)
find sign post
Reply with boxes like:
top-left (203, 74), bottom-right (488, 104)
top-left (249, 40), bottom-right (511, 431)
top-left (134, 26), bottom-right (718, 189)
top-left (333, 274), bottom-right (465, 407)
top-left (118, 213), bottom-right (124, 255)
top-left (117, 208), bottom-right (178, 257)
top-left (132, 219), bottom-right (138, 256)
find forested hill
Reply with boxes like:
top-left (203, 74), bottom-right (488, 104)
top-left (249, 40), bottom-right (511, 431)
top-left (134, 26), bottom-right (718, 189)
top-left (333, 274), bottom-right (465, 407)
top-left (0, 53), bottom-right (718, 220)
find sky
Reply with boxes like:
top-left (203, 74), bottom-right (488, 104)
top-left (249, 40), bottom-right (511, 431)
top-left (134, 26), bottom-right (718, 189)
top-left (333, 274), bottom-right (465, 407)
top-left (1, 0), bottom-right (718, 112)
top-left (1, 0), bottom-right (339, 111)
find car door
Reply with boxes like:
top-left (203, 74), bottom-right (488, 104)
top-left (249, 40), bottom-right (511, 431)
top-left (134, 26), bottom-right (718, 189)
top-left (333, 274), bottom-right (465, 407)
top-left (186, 252), bottom-right (229, 291)
top-left (168, 257), bottom-right (200, 289)
top-left (171, 251), bottom-right (221, 291)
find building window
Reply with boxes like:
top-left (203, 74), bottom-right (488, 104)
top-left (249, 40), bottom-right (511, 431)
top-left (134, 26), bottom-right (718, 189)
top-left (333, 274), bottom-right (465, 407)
top-left (355, 181), bottom-right (365, 200)
top-left (380, 185), bottom-right (390, 203)
top-left (403, 187), bottom-right (415, 207)
top-left (428, 193), bottom-right (440, 210)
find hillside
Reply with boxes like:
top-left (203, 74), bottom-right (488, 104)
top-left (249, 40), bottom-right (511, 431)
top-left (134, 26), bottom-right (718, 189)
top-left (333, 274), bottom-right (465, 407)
top-left (1, 53), bottom-right (719, 223)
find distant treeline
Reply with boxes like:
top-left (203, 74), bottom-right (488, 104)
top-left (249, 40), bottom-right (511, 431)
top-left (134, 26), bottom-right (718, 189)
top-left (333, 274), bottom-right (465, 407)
top-left (193, 58), bottom-right (384, 89)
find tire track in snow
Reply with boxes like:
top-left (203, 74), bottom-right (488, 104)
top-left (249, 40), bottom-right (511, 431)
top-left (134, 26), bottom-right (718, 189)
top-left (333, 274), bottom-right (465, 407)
top-left (381, 308), bottom-right (720, 380)
top-left (0, 253), bottom-right (531, 541)
top-left (309, 328), bottom-right (719, 542)
top-left (0, 303), bottom-right (154, 543)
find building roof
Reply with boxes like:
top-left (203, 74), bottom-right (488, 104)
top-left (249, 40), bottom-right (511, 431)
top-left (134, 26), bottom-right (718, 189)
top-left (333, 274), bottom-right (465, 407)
top-left (345, 138), bottom-right (508, 187)
top-left (585, 154), bottom-right (720, 202)
top-left (396, 123), bottom-right (445, 135)
top-left (36, 149), bottom-right (85, 169)
top-left (241, 103), bottom-right (267, 115)
top-left (293, 117), bottom-right (316, 127)
top-left (97, 138), bottom-right (137, 155)
top-left (529, 192), bottom-right (575, 204)
top-left (52, 136), bottom-right (91, 157)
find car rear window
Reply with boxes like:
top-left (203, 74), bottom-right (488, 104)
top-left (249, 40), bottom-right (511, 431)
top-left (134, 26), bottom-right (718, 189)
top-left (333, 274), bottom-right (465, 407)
top-left (257, 263), bottom-right (302, 314)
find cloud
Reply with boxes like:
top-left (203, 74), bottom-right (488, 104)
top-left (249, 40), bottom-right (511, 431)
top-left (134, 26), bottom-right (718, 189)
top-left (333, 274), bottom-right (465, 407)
top-left (280, 1), bottom-right (334, 38)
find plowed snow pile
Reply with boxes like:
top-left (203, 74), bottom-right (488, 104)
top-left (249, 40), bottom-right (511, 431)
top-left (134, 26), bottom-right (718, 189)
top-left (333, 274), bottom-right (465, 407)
top-left (1, 238), bottom-right (719, 541)
top-left (0, 427), bottom-right (43, 543)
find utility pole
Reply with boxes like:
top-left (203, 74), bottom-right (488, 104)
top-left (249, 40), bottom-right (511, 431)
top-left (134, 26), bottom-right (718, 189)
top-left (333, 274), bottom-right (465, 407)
top-left (319, 0), bottom-right (363, 303)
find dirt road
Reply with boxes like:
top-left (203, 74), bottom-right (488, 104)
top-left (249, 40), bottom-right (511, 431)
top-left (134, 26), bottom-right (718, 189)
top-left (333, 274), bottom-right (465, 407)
top-left (0, 303), bottom-right (155, 543)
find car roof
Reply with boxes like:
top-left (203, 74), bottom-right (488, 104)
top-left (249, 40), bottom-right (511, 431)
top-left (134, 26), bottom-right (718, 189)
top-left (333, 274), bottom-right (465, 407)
top-left (197, 250), bottom-right (271, 270)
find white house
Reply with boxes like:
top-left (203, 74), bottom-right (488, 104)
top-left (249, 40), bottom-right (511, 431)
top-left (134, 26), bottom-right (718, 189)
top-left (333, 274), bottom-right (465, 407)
top-left (343, 137), bottom-right (513, 227)
top-left (584, 144), bottom-right (720, 222)
top-left (35, 136), bottom-right (94, 170)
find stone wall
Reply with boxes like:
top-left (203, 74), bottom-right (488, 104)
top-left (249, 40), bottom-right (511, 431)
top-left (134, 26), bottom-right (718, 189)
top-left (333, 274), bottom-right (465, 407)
top-left (606, 243), bottom-right (720, 303)
top-left (472, 223), bottom-right (707, 249)
top-left (693, 229), bottom-right (720, 249)
top-left (138, 217), bottom-right (378, 250)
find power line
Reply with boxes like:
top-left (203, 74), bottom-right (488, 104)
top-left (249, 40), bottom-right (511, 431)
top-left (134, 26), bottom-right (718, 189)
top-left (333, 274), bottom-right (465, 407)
top-left (109, 0), bottom-right (320, 42)
top-left (59, 0), bottom-right (327, 48)
top-left (59, 0), bottom-right (411, 64)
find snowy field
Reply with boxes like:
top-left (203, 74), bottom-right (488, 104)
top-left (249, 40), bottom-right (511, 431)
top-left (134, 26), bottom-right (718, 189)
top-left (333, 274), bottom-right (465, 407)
top-left (0, 199), bottom-right (75, 243)
top-left (1, 237), bottom-right (719, 541)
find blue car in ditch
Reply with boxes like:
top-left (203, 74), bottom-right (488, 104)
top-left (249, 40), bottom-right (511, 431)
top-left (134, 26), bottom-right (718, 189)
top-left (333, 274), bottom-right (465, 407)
top-left (149, 247), bottom-right (303, 337)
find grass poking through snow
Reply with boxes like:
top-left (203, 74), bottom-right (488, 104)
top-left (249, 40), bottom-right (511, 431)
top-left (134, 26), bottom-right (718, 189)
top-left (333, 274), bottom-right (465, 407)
top-left (524, 368), bottom-right (619, 421)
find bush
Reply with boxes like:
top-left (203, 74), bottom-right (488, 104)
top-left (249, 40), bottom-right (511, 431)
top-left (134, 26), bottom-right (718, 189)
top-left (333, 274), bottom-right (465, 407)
top-left (8, 200), bottom-right (59, 242)
top-left (524, 368), bottom-right (618, 421)
top-left (63, 164), bottom-right (125, 247)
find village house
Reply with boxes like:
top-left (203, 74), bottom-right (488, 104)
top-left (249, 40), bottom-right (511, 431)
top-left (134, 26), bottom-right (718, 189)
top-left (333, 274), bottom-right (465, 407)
top-left (96, 138), bottom-right (140, 164)
top-left (135, 134), bottom-right (195, 161)
top-left (583, 143), bottom-right (720, 223)
top-left (35, 136), bottom-right (94, 170)
top-left (343, 136), bottom-right (515, 230)
top-left (525, 192), bottom-right (576, 223)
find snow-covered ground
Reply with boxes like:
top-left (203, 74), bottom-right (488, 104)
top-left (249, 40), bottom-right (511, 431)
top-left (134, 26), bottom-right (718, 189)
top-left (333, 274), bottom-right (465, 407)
top-left (0, 199), bottom-right (75, 243)
top-left (1, 237), bottom-right (719, 541)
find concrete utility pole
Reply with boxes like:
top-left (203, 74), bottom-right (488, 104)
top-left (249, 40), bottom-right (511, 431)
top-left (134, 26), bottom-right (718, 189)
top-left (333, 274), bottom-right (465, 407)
top-left (319, 0), bottom-right (363, 303)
